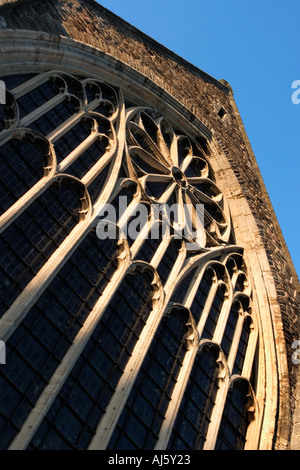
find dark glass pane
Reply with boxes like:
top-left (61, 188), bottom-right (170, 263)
top-left (235, 274), bottom-right (246, 293)
top-left (170, 268), bottom-right (197, 304)
top-left (232, 317), bottom-right (252, 375)
top-left (184, 158), bottom-right (205, 178)
top-left (226, 258), bottom-right (236, 278)
top-left (156, 239), bottom-right (181, 285)
top-left (0, 136), bottom-right (48, 215)
top-left (66, 138), bottom-right (108, 180)
top-left (177, 137), bottom-right (191, 167)
top-left (190, 269), bottom-right (214, 324)
top-left (145, 180), bottom-right (170, 199)
top-left (221, 302), bottom-right (240, 358)
top-left (17, 79), bottom-right (61, 119)
top-left (87, 166), bottom-right (110, 204)
top-left (0, 93), bottom-right (16, 132)
top-left (135, 234), bottom-right (161, 263)
top-left (84, 82), bottom-right (101, 104)
top-left (0, 180), bottom-right (83, 317)
top-left (29, 99), bottom-right (78, 136)
top-left (54, 119), bottom-right (92, 163)
top-left (108, 309), bottom-right (189, 450)
top-left (29, 270), bottom-right (154, 450)
top-left (202, 285), bottom-right (225, 340)
top-left (110, 184), bottom-right (137, 221)
top-left (130, 151), bottom-right (156, 175)
top-left (0, 232), bottom-right (118, 449)
top-left (1, 75), bottom-right (35, 90)
top-left (92, 101), bottom-right (115, 119)
top-left (167, 345), bottom-right (219, 450)
top-left (215, 380), bottom-right (251, 450)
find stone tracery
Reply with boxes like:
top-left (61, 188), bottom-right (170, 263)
top-left (0, 70), bottom-right (259, 450)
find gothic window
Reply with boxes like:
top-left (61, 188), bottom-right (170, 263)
top-left (126, 108), bottom-right (230, 248)
top-left (0, 178), bottom-right (85, 317)
top-left (156, 238), bottom-right (182, 285)
top-left (28, 268), bottom-right (155, 450)
top-left (221, 301), bottom-right (240, 359)
top-left (0, 232), bottom-right (119, 449)
top-left (215, 379), bottom-right (253, 450)
top-left (233, 316), bottom-right (252, 375)
top-left (0, 70), bottom-right (260, 451)
top-left (190, 268), bottom-right (214, 325)
top-left (167, 344), bottom-right (220, 450)
top-left (0, 133), bottom-right (52, 215)
top-left (108, 308), bottom-right (190, 450)
top-left (28, 97), bottom-right (80, 136)
top-left (17, 77), bottom-right (63, 120)
top-left (202, 283), bottom-right (227, 340)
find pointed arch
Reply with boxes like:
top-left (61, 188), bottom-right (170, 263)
top-left (108, 305), bottom-right (196, 450)
top-left (167, 341), bottom-right (225, 450)
top-left (0, 129), bottom-right (55, 220)
top-left (215, 377), bottom-right (257, 450)
top-left (26, 263), bottom-right (162, 450)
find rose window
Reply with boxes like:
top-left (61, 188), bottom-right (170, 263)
top-left (126, 108), bottom-right (230, 248)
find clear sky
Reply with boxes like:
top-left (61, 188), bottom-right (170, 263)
top-left (97, 0), bottom-right (300, 279)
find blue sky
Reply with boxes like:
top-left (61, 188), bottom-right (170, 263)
top-left (97, 0), bottom-right (300, 278)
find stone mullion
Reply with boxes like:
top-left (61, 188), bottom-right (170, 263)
top-left (196, 273), bottom-right (219, 335)
top-left (154, 311), bottom-right (199, 450)
top-left (18, 93), bottom-right (66, 129)
top-left (88, 264), bottom-right (165, 450)
top-left (0, 210), bottom-right (92, 343)
top-left (0, 162), bottom-right (56, 234)
top-left (162, 242), bottom-right (186, 296)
